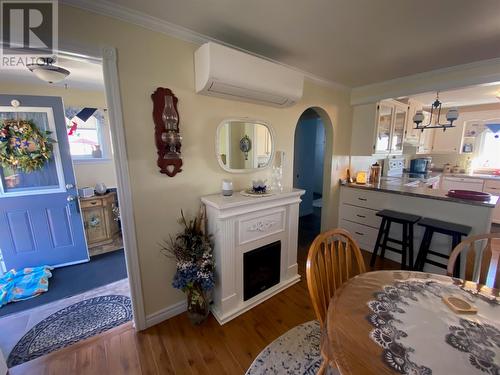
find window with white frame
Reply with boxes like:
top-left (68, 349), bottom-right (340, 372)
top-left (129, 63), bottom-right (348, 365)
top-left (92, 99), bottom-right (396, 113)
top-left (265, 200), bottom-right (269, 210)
top-left (475, 122), bottom-right (500, 169)
top-left (65, 107), bottom-right (111, 161)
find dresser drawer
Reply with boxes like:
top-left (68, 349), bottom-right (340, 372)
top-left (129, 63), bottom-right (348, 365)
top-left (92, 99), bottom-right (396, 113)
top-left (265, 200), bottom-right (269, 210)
top-left (340, 219), bottom-right (378, 251)
top-left (238, 209), bottom-right (285, 245)
top-left (80, 198), bottom-right (103, 209)
top-left (340, 187), bottom-right (385, 210)
top-left (341, 204), bottom-right (381, 228)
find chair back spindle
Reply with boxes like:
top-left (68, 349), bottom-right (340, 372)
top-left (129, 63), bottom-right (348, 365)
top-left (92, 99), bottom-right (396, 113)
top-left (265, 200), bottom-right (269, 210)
top-left (447, 234), bottom-right (500, 289)
top-left (306, 229), bottom-right (366, 326)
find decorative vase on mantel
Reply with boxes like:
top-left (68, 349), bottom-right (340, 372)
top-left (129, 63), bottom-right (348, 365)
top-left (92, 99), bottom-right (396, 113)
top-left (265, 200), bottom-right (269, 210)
top-left (186, 283), bottom-right (210, 325)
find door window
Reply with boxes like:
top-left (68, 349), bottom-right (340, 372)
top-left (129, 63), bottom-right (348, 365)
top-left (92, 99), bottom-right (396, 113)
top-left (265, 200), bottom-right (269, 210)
top-left (0, 107), bottom-right (65, 196)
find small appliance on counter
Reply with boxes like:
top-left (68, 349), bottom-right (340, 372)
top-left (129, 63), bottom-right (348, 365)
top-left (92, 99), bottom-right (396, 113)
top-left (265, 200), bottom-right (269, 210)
top-left (383, 157), bottom-right (405, 177)
top-left (409, 157), bottom-right (432, 174)
top-left (443, 163), bottom-right (452, 174)
top-left (452, 165), bottom-right (461, 174)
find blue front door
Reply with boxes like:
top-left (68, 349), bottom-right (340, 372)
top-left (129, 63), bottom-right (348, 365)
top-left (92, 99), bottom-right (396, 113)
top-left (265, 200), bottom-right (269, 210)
top-left (0, 95), bottom-right (89, 270)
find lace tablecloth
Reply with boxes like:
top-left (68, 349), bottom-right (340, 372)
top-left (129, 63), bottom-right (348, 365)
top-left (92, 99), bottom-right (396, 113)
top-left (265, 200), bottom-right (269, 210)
top-left (325, 271), bottom-right (499, 375)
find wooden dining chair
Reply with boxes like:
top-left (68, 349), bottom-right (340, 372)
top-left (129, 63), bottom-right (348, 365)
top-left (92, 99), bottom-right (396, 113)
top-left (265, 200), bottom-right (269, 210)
top-left (306, 228), bottom-right (366, 326)
top-left (447, 233), bottom-right (500, 289)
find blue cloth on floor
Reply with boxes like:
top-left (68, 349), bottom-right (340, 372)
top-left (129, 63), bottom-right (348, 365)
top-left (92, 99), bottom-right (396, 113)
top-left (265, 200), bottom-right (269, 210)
top-left (0, 266), bottom-right (53, 307)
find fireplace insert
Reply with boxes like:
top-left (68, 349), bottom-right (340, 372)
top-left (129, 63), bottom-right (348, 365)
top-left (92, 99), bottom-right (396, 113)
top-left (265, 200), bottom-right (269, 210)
top-left (243, 240), bottom-right (281, 301)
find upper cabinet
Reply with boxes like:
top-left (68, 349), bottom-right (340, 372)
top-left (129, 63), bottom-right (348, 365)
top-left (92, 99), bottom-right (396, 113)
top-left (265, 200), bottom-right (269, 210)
top-left (374, 103), bottom-right (393, 153)
top-left (431, 121), bottom-right (464, 153)
top-left (416, 112), bottom-right (434, 154)
top-left (392, 105), bottom-right (407, 153)
top-left (350, 99), bottom-right (409, 156)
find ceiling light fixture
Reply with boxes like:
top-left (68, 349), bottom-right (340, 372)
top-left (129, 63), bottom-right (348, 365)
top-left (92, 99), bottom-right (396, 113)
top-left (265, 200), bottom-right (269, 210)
top-left (413, 92), bottom-right (458, 132)
top-left (27, 64), bottom-right (70, 83)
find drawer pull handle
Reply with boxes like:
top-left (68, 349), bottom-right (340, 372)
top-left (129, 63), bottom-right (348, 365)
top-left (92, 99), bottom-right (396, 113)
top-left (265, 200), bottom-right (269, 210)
top-left (356, 214), bottom-right (366, 218)
top-left (358, 198), bottom-right (367, 201)
top-left (91, 201), bottom-right (97, 205)
top-left (355, 231), bottom-right (364, 236)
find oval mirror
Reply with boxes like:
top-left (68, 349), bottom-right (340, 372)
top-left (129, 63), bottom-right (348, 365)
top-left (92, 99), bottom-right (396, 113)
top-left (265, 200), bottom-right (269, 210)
top-left (216, 119), bottom-right (275, 173)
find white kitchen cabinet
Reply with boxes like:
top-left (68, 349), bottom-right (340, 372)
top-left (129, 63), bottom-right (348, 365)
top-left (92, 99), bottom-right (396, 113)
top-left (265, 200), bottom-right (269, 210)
top-left (431, 119), bottom-right (464, 154)
top-left (417, 111), bottom-right (435, 154)
top-left (484, 179), bottom-right (500, 224)
top-left (404, 99), bottom-right (423, 145)
top-left (350, 99), bottom-right (409, 156)
top-left (339, 185), bottom-right (494, 275)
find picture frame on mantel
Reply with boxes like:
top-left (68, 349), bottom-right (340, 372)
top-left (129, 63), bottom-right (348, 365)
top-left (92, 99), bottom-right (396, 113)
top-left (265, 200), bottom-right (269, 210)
top-left (151, 87), bottom-right (183, 177)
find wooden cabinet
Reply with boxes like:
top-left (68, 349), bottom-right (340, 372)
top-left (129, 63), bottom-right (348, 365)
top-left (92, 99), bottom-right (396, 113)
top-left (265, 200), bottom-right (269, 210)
top-left (80, 192), bottom-right (120, 248)
top-left (350, 99), bottom-right (409, 156)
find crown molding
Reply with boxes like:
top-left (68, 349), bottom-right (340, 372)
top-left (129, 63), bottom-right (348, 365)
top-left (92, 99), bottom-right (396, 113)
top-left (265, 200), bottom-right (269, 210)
top-left (62, 0), bottom-right (349, 92)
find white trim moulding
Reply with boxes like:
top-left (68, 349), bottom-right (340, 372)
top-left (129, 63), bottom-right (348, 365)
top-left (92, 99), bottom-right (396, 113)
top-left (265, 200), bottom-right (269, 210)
top-left (62, 0), bottom-right (349, 92)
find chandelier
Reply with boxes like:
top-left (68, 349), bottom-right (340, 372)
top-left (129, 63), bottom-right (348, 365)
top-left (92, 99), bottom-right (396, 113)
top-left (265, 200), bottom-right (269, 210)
top-left (413, 92), bottom-right (458, 132)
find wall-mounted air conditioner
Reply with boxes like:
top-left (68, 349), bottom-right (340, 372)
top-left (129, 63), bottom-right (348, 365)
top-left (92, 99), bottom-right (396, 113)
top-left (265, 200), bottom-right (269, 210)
top-left (194, 42), bottom-right (303, 108)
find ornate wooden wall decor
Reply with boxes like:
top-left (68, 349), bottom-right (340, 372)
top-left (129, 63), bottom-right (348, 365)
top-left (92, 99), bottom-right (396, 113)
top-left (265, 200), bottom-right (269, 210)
top-left (151, 87), bottom-right (182, 177)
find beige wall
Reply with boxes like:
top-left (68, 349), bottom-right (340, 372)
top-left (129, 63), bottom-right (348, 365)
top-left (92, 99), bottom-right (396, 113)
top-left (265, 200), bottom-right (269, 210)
top-left (59, 5), bottom-right (352, 317)
top-left (0, 82), bottom-right (118, 188)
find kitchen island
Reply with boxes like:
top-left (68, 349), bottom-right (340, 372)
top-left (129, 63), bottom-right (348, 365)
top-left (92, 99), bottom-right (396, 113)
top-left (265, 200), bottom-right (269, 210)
top-left (339, 179), bottom-right (498, 275)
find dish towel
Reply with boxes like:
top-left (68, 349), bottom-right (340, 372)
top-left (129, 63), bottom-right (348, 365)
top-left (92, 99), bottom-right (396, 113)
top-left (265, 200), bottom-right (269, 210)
top-left (0, 266), bottom-right (53, 307)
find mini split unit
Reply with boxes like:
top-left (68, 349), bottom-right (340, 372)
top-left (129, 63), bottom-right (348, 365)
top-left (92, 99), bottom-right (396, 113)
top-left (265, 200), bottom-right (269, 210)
top-left (194, 42), bottom-right (304, 108)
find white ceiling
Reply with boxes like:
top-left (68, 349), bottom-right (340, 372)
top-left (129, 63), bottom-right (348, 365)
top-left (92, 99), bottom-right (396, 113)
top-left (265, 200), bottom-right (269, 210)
top-left (0, 56), bottom-right (104, 91)
top-left (408, 83), bottom-right (500, 108)
top-left (84, 0), bottom-right (500, 87)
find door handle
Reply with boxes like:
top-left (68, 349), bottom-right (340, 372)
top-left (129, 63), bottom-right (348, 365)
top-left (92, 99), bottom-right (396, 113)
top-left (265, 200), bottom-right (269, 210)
top-left (67, 195), bottom-right (80, 213)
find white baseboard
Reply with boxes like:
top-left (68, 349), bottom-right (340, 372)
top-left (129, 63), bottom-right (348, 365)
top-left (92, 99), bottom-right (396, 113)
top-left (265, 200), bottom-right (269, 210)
top-left (145, 300), bottom-right (187, 328)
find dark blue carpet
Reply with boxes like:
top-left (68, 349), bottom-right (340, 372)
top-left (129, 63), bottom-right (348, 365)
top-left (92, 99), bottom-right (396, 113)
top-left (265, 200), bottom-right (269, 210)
top-left (0, 249), bottom-right (127, 317)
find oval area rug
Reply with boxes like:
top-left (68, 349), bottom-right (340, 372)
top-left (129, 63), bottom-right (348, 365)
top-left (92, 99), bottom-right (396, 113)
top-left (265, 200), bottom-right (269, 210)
top-left (8, 294), bottom-right (132, 367)
top-left (245, 320), bottom-right (339, 375)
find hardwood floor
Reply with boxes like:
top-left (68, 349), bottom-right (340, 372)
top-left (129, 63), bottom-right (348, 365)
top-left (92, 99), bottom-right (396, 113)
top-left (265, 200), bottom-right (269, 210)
top-left (10, 219), bottom-right (399, 375)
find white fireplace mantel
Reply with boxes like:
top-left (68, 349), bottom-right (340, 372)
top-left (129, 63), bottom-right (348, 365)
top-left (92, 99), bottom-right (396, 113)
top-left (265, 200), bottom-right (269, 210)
top-left (201, 188), bottom-right (305, 324)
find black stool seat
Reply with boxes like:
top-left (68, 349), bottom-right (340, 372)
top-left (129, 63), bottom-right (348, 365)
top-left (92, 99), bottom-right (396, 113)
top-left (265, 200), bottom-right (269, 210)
top-left (417, 218), bottom-right (471, 236)
top-left (370, 210), bottom-right (421, 270)
top-left (376, 210), bottom-right (421, 224)
top-left (415, 218), bottom-right (472, 275)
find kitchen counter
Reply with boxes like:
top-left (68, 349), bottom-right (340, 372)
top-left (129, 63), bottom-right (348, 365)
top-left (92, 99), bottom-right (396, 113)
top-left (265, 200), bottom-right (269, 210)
top-left (339, 183), bottom-right (496, 276)
top-left (344, 179), bottom-right (499, 208)
top-left (445, 173), bottom-right (500, 181)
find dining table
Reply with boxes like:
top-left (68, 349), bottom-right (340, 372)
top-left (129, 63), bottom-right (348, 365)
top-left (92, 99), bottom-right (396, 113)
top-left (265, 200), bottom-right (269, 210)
top-left (323, 270), bottom-right (500, 375)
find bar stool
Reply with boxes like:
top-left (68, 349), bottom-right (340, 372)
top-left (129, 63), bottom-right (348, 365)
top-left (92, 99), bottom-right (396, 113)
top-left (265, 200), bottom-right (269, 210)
top-left (370, 210), bottom-right (421, 270)
top-left (414, 218), bottom-right (472, 276)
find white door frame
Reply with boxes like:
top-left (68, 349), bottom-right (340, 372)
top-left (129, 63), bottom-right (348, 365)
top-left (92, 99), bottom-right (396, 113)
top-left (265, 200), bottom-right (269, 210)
top-left (102, 47), bottom-right (146, 330)
top-left (57, 45), bottom-right (146, 330)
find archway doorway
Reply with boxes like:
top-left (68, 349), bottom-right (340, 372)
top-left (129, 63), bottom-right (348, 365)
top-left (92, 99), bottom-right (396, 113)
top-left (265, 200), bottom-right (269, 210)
top-left (293, 108), bottom-right (326, 250)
